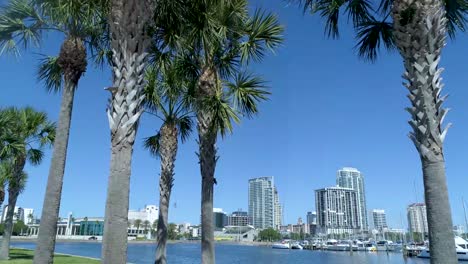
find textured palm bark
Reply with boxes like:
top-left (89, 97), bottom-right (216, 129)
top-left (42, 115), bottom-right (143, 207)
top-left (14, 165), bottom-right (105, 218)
top-left (155, 123), bottom-right (178, 264)
top-left (197, 67), bottom-right (217, 264)
top-left (33, 37), bottom-right (86, 264)
top-left (0, 185), bottom-right (4, 209)
top-left (0, 188), bottom-right (19, 260)
top-left (102, 1), bottom-right (154, 263)
top-left (393, 1), bottom-right (457, 263)
top-left (102, 142), bottom-right (133, 264)
top-left (0, 157), bottom-right (25, 260)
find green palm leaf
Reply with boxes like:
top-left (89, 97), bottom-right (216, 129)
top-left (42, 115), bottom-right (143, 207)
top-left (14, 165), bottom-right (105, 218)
top-left (0, 0), bottom-right (45, 55)
top-left (240, 9), bottom-right (284, 63)
top-left (37, 55), bottom-right (63, 93)
top-left (355, 19), bottom-right (395, 62)
top-left (227, 72), bottom-right (269, 118)
top-left (143, 133), bottom-right (161, 158)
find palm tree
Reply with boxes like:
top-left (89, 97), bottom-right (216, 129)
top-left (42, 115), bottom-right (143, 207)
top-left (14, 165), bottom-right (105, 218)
top-left (134, 219), bottom-right (143, 236)
top-left (152, 219), bottom-right (158, 238)
top-left (27, 213), bottom-right (34, 224)
top-left (176, 2), bottom-right (283, 262)
top-left (0, 1), bottom-right (108, 262)
top-left (294, 0), bottom-right (468, 262)
top-left (143, 220), bottom-right (150, 236)
top-left (142, 55), bottom-right (193, 264)
top-left (100, 0), bottom-right (155, 262)
top-left (0, 107), bottom-right (55, 260)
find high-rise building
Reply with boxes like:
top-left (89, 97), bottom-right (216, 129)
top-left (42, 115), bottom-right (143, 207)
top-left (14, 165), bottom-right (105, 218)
top-left (2, 206), bottom-right (24, 223)
top-left (306, 211), bottom-right (317, 225)
top-left (228, 210), bottom-right (252, 226)
top-left (372, 209), bottom-right (388, 230)
top-left (248, 177), bottom-right (281, 229)
top-left (306, 211), bottom-right (317, 236)
top-left (274, 187), bottom-right (282, 230)
top-left (336, 167), bottom-right (368, 231)
top-left (315, 186), bottom-right (360, 234)
top-left (407, 203), bottom-right (428, 234)
top-left (213, 208), bottom-right (228, 230)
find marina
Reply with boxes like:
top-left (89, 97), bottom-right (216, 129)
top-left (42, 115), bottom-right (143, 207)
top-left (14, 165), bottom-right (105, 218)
top-left (10, 241), bottom-right (433, 264)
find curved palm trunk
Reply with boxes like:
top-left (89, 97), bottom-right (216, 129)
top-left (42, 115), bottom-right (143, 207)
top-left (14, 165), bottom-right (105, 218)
top-left (33, 37), bottom-right (86, 264)
top-left (197, 68), bottom-right (217, 264)
top-left (102, 1), bottom-right (153, 263)
top-left (0, 157), bottom-right (25, 260)
top-left (393, 1), bottom-right (457, 263)
top-left (155, 123), bottom-right (178, 264)
top-left (0, 188), bottom-right (20, 260)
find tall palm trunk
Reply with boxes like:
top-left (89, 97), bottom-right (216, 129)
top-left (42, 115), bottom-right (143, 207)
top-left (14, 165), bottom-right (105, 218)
top-left (102, 1), bottom-right (153, 263)
top-left (155, 123), bottom-right (178, 264)
top-left (0, 183), bottom-right (5, 209)
top-left (0, 157), bottom-right (25, 260)
top-left (197, 67), bottom-right (217, 264)
top-left (34, 36), bottom-right (86, 264)
top-left (393, 1), bottom-right (457, 263)
top-left (0, 188), bottom-right (20, 260)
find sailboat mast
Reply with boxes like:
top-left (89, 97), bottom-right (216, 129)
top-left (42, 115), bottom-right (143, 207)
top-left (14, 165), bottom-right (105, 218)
top-left (462, 197), bottom-right (468, 239)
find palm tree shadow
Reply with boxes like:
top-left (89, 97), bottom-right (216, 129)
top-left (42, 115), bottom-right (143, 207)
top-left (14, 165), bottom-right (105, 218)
top-left (9, 251), bottom-right (33, 260)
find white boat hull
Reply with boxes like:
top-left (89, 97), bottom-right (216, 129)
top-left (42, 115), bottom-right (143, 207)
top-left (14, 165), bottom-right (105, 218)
top-left (272, 243), bottom-right (289, 249)
top-left (327, 245), bottom-right (352, 251)
top-left (418, 249), bottom-right (468, 261)
top-left (291, 244), bottom-right (303, 250)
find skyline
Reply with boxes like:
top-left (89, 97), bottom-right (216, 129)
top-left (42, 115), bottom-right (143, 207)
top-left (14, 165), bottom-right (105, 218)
top-left (2, 0), bottom-right (468, 230)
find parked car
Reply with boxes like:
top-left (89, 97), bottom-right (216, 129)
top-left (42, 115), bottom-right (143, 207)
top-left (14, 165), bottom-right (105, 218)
top-left (88, 236), bottom-right (98, 240)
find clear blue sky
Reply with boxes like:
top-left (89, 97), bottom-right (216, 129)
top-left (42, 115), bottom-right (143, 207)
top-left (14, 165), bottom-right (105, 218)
top-left (2, 0), bottom-right (468, 230)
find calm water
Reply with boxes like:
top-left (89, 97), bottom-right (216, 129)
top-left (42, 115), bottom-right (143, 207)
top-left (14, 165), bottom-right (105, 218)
top-left (11, 241), bottom-right (431, 264)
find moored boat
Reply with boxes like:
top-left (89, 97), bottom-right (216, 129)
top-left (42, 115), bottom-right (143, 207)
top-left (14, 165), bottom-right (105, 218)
top-left (376, 240), bottom-right (395, 251)
top-left (272, 241), bottom-right (290, 249)
top-left (418, 236), bottom-right (468, 261)
top-left (291, 242), bottom-right (303, 250)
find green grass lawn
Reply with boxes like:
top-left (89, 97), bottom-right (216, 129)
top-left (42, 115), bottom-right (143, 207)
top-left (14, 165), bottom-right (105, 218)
top-left (0, 248), bottom-right (100, 264)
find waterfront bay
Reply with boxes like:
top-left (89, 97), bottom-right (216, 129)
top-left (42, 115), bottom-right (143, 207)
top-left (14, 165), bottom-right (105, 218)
top-left (11, 242), bottom-right (431, 264)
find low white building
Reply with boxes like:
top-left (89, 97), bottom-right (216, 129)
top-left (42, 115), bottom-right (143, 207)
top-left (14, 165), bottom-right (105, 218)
top-left (128, 205), bottom-right (159, 224)
top-left (2, 206), bottom-right (34, 223)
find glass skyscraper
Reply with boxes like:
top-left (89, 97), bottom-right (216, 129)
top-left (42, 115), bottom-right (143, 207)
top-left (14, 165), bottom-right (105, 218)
top-left (336, 167), bottom-right (368, 231)
top-left (248, 177), bottom-right (281, 230)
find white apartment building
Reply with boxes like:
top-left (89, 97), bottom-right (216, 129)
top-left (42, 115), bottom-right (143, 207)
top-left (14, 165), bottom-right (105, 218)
top-left (336, 167), bottom-right (368, 231)
top-left (315, 186), bottom-right (360, 235)
top-left (249, 177), bottom-right (281, 230)
top-left (372, 209), bottom-right (388, 230)
top-left (407, 203), bottom-right (428, 234)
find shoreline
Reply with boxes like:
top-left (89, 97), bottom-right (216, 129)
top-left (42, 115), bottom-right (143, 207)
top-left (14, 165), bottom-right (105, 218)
top-left (10, 237), bottom-right (272, 246)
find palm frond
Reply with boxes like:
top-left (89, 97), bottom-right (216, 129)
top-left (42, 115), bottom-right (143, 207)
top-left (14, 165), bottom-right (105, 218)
top-left (143, 66), bottom-right (163, 113)
top-left (37, 55), bottom-right (63, 93)
top-left (26, 148), bottom-right (43, 165)
top-left (176, 115), bottom-right (193, 143)
top-left (226, 72), bottom-right (269, 118)
top-left (203, 94), bottom-right (240, 137)
top-left (354, 19), bottom-right (395, 62)
top-left (377, 0), bottom-right (393, 16)
top-left (240, 9), bottom-right (284, 63)
top-left (345, 0), bottom-right (373, 27)
top-left (445, 0), bottom-right (468, 38)
top-left (143, 133), bottom-right (161, 158)
top-left (313, 0), bottom-right (344, 39)
top-left (0, 0), bottom-right (46, 56)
